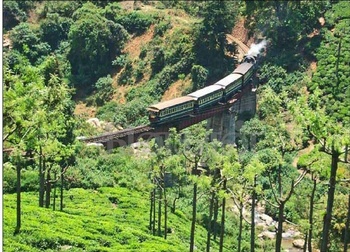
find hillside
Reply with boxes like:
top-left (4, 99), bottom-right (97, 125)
top-left (4, 187), bottom-right (212, 251)
top-left (3, 2), bottom-right (350, 252)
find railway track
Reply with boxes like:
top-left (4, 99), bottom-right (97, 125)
top-left (81, 125), bottom-right (154, 144)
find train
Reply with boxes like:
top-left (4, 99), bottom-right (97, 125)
top-left (147, 55), bottom-right (257, 125)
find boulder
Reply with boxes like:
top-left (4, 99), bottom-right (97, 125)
top-left (258, 231), bottom-right (276, 239)
top-left (260, 214), bottom-right (274, 226)
top-left (87, 118), bottom-right (101, 128)
top-left (292, 239), bottom-right (305, 249)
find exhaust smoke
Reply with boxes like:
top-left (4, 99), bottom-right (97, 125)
top-left (247, 40), bottom-right (267, 57)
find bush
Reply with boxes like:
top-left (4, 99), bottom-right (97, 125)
top-left (93, 75), bottom-right (114, 106)
top-left (115, 11), bottom-right (153, 35)
top-left (154, 19), bottom-right (172, 37)
top-left (3, 162), bottom-right (17, 193)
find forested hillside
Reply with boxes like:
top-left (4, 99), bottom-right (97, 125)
top-left (3, 1), bottom-right (350, 252)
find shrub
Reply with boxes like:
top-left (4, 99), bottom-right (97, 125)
top-left (93, 75), bottom-right (114, 106)
top-left (154, 19), bottom-right (172, 37)
top-left (115, 11), bottom-right (153, 35)
top-left (3, 162), bottom-right (17, 193)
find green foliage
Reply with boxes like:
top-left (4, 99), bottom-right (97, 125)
top-left (244, 1), bottom-right (329, 69)
top-left (3, 1), bottom-right (28, 30)
top-left (3, 162), bottom-right (17, 194)
top-left (3, 187), bottom-right (214, 251)
top-left (151, 46), bottom-right (165, 76)
top-left (115, 11), bottom-right (154, 35)
top-left (68, 2), bottom-right (129, 89)
top-left (191, 65), bottom-right (208, 91)
top-left (39, 1), bottom-right (82, 19)
top-left (193, 1), bottom-right (237, 81)
top-left (88, 75), bottom-right (114, 106)
top-left (39, 13), bottom-right (72, 50)
top-left (308, 2), bottom-right (350, 123)
top-left (154, 18), bottom-right (172, 37)
top-left (9, 22), bottom-right (51, 64)
top-left (259, 64), bottom-right (304, 93)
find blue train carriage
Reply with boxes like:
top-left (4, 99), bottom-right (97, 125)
top-left (213, 73), bottom-right (243, 102)
top-left (187, 85), bottom-right (224, 113)
top-left (233, 62), bottom-right (255, 86)
top-left (147, 96), bottom-right (195, 125)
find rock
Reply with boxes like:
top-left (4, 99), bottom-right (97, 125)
top-left (283, 229), bottom-right (301, 239)
top-left (87, 142), bottom-right (104, 147)
top-left (87, 118), bottom-right (101, 128)
top-left (260, 214), bottom-right (274, 226)
top-left (292, 239), bottom-right (305, 249)
top-left (258, 231), bottom-right (276, 239)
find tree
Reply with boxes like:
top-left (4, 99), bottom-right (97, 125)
top-left (3, 61), bottom-right (45, 233)
top-left (181, 124), bottom-right (213, 252)
top-left (244, 1), bottom-right (328, 69)
top-left (39, 13), bottom-right (72, 50)
top-left (191, 65), bottom-right (208, 91)
top-left (245, 85), bottom-right (308, 251)
top-left (304, 104), bottom-right (349, 251)
top-left (68, 2), bottom-right (128, 89)
top-left (193, 1), bottom-right (237, 81)
top-left (297, 149), bottom-right (330, 252)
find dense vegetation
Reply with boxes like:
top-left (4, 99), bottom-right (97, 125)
top-left (3, 1), bottom-right (350, 252)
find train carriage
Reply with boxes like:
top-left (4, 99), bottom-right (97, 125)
top-left (187, 85), bottom-right (224, 113)
top-left (147, 96), bottom-right (195, 125)
top-left (233, 62), bottom-right (254, 85)
top-left (214, 73), bottom-right (243, 101)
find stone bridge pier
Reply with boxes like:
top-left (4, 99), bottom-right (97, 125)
top-left (207, 87), bottom-right (257, 146)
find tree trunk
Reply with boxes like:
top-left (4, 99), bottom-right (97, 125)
top-left (149, 190), bottom-right (154, 232)
top-left (275, 202), bottom-right (285, 252)
top-left (308, 176), bottom-right (317, 252)
top-left (45, 168), bottom-right (51, 208)
top-left (158, 185), bottom-right (162, 237)
top-left (189, 182), bottom-right (198, 252)
top-left (164, 188), bottom-right (168, 240)
top-left (219, 179), bottom-right (227, 252)
top-left (238, 201), bottom-right (243, 252)
top-left (53, 173), bottom-right (57, 211)
top-left (321, 149), bottom-right (339, 252)
top-left (343, 193), bottom-right (350, 252)
top-left (303, 233), bottom-right (308, 252)
top-left (206, 191), bottom-right (215, 252)
top-left (251, 175), bottom-right (256, 252)
top-left (14, 162), bottom-right (21, 235)
top-left (172, 187), bottom-right (181, 214)
top-left (213, 196), bottom-right (219, 240)
top-left (60, 166), bottom-right (64, 211)
top-left (39, 147), bottom-right (45, 207)
top-left (152, 187), bottom-right (156, 236)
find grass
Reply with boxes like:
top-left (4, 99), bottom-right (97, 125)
top-left (3, 187), bottom-right (219, 252)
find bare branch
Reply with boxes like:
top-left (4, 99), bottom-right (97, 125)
top-left (263, 195), bottom-right (279, 208)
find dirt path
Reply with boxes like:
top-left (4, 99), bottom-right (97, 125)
top-left (226, 34), bottom-right (250, 61)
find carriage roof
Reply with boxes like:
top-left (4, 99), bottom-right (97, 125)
top-left (187, 85), bottom-right (223, 99)
top-left (233, 63), bottom-right (254, 75)
top-left (147, 96), bottom-right (195, 112)
top-left (214, 73), bottom-right (242, 87)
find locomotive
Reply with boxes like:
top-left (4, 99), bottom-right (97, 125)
top-left (147, 55), bottom-right (257, 125)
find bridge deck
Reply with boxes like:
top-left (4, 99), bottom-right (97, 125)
top-left (81, 84), bottom-right (253, 148)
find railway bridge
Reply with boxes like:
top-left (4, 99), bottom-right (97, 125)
top-left (81, 83), bottom-right (256, 150)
